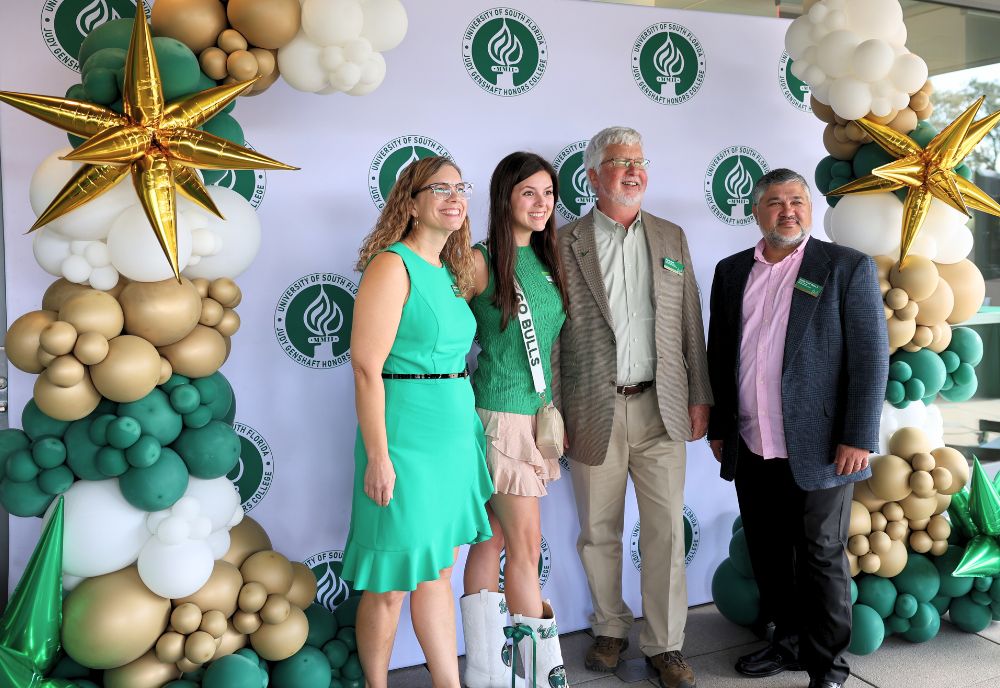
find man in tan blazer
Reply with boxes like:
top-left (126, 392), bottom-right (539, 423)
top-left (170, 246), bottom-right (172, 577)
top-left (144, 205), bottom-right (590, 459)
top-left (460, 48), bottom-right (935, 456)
top-left (558, 126), bottom-right (712, 688)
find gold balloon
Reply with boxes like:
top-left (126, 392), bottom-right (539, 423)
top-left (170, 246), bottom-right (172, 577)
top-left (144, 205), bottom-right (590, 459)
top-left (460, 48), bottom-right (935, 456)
top-left (38, 350), bottom-right (58, 367)
top-left (47, 355), bottom-right (86, 388)
top-left (909, 470), bottom-right (936, 498)
top-left (0, 12), bottom-right (295, 279)
top-left (39, 320), bottom-right (79, 356)
top-left (155, 632), bottom-right (186, 664)
top-left (176, 658), bottom-right (201, 674)
top-left (882, 502), bottom-right (905, 522)
top-left (260, 594), bottom-right (291, 625)
top-left (900, 492), bottom-right (938, 521)
top-left (216, 309), bottom-right (241, 337)
top-left (875, 539), bottom-right (908, 577)
top-left (853, 480), bottom-right (887, 513)
top-left (59, 290), bottom-right (124, 339)
top-left (73, 331), bottom-right (110, 365)
top-left (889, 427), bottom-right (931, 458)
top-left (171, 603), bottom-right (203, 635)
top-left (157, 324), bottom-right (227, 377)
top-left (6, 310), bottom-right (57, 373)
top-left (910, 530), bottom-right (933, 553)
top-left (184, 630), bottom-right (218, 664)
top-left (212, 623), bottom-right (248, 660)
top-left (209, 277), bottom-right (241, 307)
top-left (848, 534), bottom-right (870, 556)
top-left (885, 520), bottom-right (908, 541)
top-left (223, 517), bottom-right (273, 567)
top-left (937, 259), bottom-right (986, 324)
top-left (822, 123), bottom-right (860, 160)
top-left (286, 562), bottom-right (318, 609)
top-left (927, 514), bottom-right (951, 541)
top-left (238, 582), bottom-right (268, 614)
top-left (200, 47), bottom-right (230, 81)
top-left (201, 609), bottom-right (229, 639)
top-left (200, 298), bottom-right (225, 327)
top-left (62, 566), bottom-right (171, 670)
top-left (233, 610), bottom-right (263, 635)
top-left (869, 530), bottom-right (892, 555)
top-left (859, 553), bottom-right (881, 574)
top-left (932, 446), bottom-right (970, 494)
top-left (889, 256), bottom-right (938, 302)
top-left (103, 650), bottom-right (181, 688)
top-left (915, 279), bottom-right (954, 327)
top-left (218, 29), bottom-right (249, 53)
top-left (90, 335), bottom-right (162, 402)
top-left (42, 279), bottom-right (95, 311)
top-left (227, 50), bottom-right (259, 81)
top-left (871, 512), bottom-right (888, 532)
top-left (191, 277), bottom-right (211, 298)
top-left (175, 560), bottom-right (243, 617)
top-left (848, 552), bottom-right (860, 577)
top-left (911, 452), bottom-right (936, 472)
top-left (241, 551), bottom-right (294, 595)
top-left (888, 108), bottom-right (918, 136)
top-left (150, 0), bottom-right (228, 54)
top-left (848, 501), bottom-right (872, 538)
top-left (34, 371), bottom-right (100, 421)
top-left (886, 317), bottom-right (916, 352)
top-left (869, 455), bottom-right (913, 501)
top-left (119, 277), bottom-right (203, 346)
top-left (249, 604), bottom-right (308, 662)
top-left (228, 0), bottom-right (301, 49)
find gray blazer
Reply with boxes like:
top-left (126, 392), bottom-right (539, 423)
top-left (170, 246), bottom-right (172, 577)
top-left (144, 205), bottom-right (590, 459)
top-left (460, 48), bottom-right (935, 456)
top-left (706, 237), bottom-right (889, 490)
top-left (557, 209), bottom-right (713, 467)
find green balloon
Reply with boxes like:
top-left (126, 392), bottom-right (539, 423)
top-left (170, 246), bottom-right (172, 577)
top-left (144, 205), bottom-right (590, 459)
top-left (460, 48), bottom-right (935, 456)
top-left (125, 435), bottom-right (162, 468)
top-left (901, 602), bottom-right (940, 643)
top-left (63, 420), bottom-right (104, 481)
top-left (711, 558), bottom-right (760, 626)
top-left (941, 380), bottom-right (978, 403)
top-left (164, 682), bottom-right (200, 688)
top-left (234, 647), bottom-right (260, 665)
top-left (851, 579), bottom-right (858, 605)
top-left (974, 576), bottom-right (993, 592)
top-left (0, 431), bottom-right (31, 471)
top-left (815, 156), bottom-right (836, 193)
top-left (330, 679), bottom-right (344, 688)
top-left (48, 653), bottom-right (91, 678)
top-left (192, 376), bottom-right (219, 406)
top-left (935, 545), bottom-right (975, 598)
top-left (38, 467), bottom-right (75, 496)
top-left (852, 141), bottom-right (895, 180)
top-left (971, 589), bottom-right (992, 606)
top-left (304, 604), bottom-right (339, 648)
top-left (728, 528), bottom-right (753, 578)
top-left (848, 604), bottom-right (885, 655)
top-left (202, 112), bottom-right (245, 146)
top-left (7, 449), bottom-right (40, 482)
top-left (201, 654), bottom-right (263, 688)
top-left (96, 446), bottom-right (128, 477)
top-left (161, 374), bottom-right (191, 393)
top-left (894, 593), bottom-right (918, 619)
top-left (991, 578), bottom-right (1000, 603)
top-left (889, 360), bottom-right (912, 382)
top-left (939, 351), bottom-right (960, 374)
top-left (170, 385), bottom-right (201, 415)
top-left (955, 163), bottom-right (973, 181)
top-left (88, 414), bottom-right (116, 446)
top-left (930, 594), bottom-right (951, 615)
top-left (886, 380), bottom-right (905, 405)
top-left (66, 83), bottom-right (87, 101)
top-left (903, 378), bottom-right (926, 403)
top-left (894, 349), bottom-right (947, 400)
top-left (183, 406), bottom-right (214, 429)
top-left (118, 448), bottom-right (189, 511)
top-left (149, 37), bottom-right (201, 101)
top-left (953, 362), bottom-right (976, 388)
top-left (82, 47), bottom-right (126, 74)
top-left (342, 679), bottom-right (365, 688)
top-left (884, 613), bottom-right (910, 634)
top-left (0, 478), bottom-right (55, 517)
top-left (77, 18), bottom-right (133, 65)
top-left (119, 389), bottom-right (184, 445)
top-left (323, 639), bottom-right (350, 669)
top-left (336, 627), bottom-right (358, 653)
top-left (32, 438), bottom-right (67, 470)
top-left (107, 417), bottom-right (142, 450)
top-left (949, 594), bottom-right (993, 632)
top-left (894, 553), bottom-right (940, 602)
top-left (22, 401), bottom-right (70, 441)
top-left (341, 654), bottom-right (363, 680)
top-left (173, 421), bottom-right (240, 479)
top-left (857, 574), bottom-right (898, 618)
top-left (82, 68), bottom-right (120, 104)
top-left (731, 515), bottom-right (743, 534)
top-left (910, 121), bottom-right (937, 147)
top-left (831, 161), bottom-right (853, 179)
top-left (272, 646), bottom-right (332, 688)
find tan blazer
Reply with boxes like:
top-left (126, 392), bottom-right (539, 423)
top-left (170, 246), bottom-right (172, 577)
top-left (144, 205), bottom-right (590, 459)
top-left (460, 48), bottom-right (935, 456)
top-left (557, 209), bottom-right (713, 466)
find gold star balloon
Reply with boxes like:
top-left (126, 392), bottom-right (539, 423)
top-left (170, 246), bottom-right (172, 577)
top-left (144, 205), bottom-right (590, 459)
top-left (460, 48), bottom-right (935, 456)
top-left (0, 11), bottom-right (296, 279)
top-left (827, 97), bottom-right (1000, 264)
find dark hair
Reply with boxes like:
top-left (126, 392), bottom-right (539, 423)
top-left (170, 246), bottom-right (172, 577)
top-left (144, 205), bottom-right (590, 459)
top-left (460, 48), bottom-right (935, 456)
top-left (487, 152), bottom-right (570, 330)
top-left (751, 168), bottom-right (811, 206)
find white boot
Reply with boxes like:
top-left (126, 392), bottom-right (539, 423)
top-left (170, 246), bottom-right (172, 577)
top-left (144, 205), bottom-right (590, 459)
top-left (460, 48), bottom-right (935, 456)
top-left (511, 600), bottom-right (567, 688)
top-left (461, 590), bottom-right (513, 688)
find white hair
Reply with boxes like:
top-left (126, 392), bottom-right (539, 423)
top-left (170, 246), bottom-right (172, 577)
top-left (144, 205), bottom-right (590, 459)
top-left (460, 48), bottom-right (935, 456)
top-left (583, 126), bottom-right (643, 172)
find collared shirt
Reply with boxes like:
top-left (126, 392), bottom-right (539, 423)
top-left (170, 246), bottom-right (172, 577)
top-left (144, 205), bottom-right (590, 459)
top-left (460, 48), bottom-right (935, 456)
top-left (738, 235), bottom-right (810, 459)
top-left (593, 207), bottom-right (656, 385)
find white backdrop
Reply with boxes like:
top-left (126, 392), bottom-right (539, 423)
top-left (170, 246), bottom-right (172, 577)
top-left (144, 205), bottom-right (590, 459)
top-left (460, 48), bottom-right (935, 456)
top-left (1, 0), bottom-right (826, 669)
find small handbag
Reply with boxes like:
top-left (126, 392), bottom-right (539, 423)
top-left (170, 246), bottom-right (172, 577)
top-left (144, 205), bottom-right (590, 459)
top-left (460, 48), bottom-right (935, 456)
top-left (512, 275), bottom-right (564, 461)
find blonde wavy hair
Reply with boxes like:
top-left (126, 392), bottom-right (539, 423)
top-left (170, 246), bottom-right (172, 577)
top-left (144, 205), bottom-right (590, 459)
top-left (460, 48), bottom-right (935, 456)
top-left (355, 156), bottom-right (475, 296)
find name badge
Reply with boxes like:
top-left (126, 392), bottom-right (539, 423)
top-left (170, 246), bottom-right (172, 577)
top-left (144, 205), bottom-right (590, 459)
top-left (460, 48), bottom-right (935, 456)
top-left (662, 257), bottom-right (684, 274)
top-left (451, 284), bottom-right (463, 297)
top-left (794, 277), bottom-right (823, 297)
top-left (541, 270), bottom-right (554, 283)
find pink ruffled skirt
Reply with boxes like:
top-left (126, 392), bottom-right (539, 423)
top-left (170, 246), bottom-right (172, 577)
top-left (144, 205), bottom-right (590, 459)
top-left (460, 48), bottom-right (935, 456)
top-left (476, 408), bottom-right (561, 497)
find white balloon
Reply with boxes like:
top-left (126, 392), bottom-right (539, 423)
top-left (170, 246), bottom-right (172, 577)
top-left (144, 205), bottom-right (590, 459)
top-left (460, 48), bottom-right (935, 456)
top-left (811, 81), bottom-right (831, 105)
top-left (785, 16), bottom-right (814, 59)
top-left (845, 0), bottom-right (903, 41)
top-left (191, 228), bottom-right (217, 257)
top-left (137, 538), bottom-right (214, 599)
top-left (361, 0), bottom-right (408, 52)
top-left (890, 53), bottom-right (929, 94)
top-left (191, 516), bottom-right (212, 540)
top-left (825, 10), bottom-right (846, 30)
top-left (808, 3), bottom-right (828, 23)
top-left (817, 30), bottom-right (861, 79)
top-left (330, 61), bottom-right (362, 91)
top-left (320, 45), bottom-right (346, 71)
top-left (32, 227), bottom-right (72, 275)
top-left (828, 76), bottom-right (872, 120)
top-left (181, 187), bottom-right (261, 280)
top-left (804, 65), bottom-right (827, 87)
top-left (63, 574), bottom-right (84, 592)
top-left (891, 23), bottom-right (908, 49)
top-left (830, 193), bottom-right (903, 256)
top-left (852, 39), bottom-right (895, 82)
top-left (106, 204), bottom-right (193, 282)
top-left (891, 90), bottom-right (911, 111)
top-left (302, 0), bottom-right (364, 46)
top-left (343, 37), bottom-right (373, 62)
top-left (89, 265), bottom-right (120, 291)
top-left (823, 205), bottom-right (836, 242)
top-left (277, 31), bottom-right (328, 93)
top-left (207, 530), bottom-right (232, 559)
top-left (356, 52), bottom-right (386, 87)
top-left (48, 479), bottom-right (149, 578)
top-left (156, 515), bottom-right (191, 545)
top-left (70, 240), bottom-right (88, 255)
top-left (921, 199), bottom-right (974, 263)
top-left (62, 254), bottom-right (91, 283)
top-left (879, 402), bottom-right (944, 454)
top-left (180, 477), bottom-right (242, 532)
top-left (870, 97), bottom-right (892, 118)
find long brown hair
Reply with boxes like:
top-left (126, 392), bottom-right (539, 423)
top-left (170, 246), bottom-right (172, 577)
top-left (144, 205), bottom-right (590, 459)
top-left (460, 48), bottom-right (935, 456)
top-left (356, 156), bottom-right (475, 295)
top-left (487, 152), bottom-right (569, 330)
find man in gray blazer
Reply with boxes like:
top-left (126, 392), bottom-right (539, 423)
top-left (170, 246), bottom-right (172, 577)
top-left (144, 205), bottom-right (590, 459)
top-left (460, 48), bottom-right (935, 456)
top-left (558, 126), bottom-right (712, 688)
top-left (707, 169), bottom-right (888, 688)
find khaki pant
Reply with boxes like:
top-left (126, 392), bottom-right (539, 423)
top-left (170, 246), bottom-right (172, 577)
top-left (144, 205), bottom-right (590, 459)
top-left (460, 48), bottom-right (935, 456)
top-left (570, 387), bottom-right (688, 655)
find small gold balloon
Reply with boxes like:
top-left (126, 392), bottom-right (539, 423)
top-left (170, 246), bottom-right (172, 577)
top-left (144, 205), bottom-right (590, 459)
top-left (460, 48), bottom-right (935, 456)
top-left (853, 479), bottom-right (887, 513)
top-left (38, 350), bottom-right (58, 367)
top-left (155, 632), bottom-right (186, 664)
top-left (102, 649), bottom-right (181, 688)
top-left (900, 491), bottom-right (938, 521)
top-left (930, 539), bottom-right (949, 556)
top-left (150, 0), bottom-right (228, 54)
top-left (119, 277), bottom-right (203, 347)
top-left (885, 520), bottom-right (908, 541)
top-left (200, 47), bottom-right (230, 81)
top-left (910, 452), bottom-right (936, 472)
top-left (886, 316), bottom-right (916, 351)
top-left (171, 603), bottom-right (203, 635)
top-left (6, 310), bottom-right (57, 373)
top-left (184, 630), bottom-right (218, 664)
top-left (895, 301), bottom-right (919, 322)
top-left (848, 534), bottom-right (870, 556)
top-left (882, 502), bottom-right (905, 522)
top-left (932, 447), bottom-right (969, 494)
top-left (212, 623), bottom-right (248, 660)
top-left (90, 335), bottom-right (162, 403)
top-left (909, 531), bottom-right (933, 553)
top-left (930, 466), bottom-right (953, 493)
top-left (223, 517), bottom-right (272, 567)
top-left (191, 278), bottom-right (211, 298)
top-left (885, 288), bottom-right (908, 310)
top-left (859, 553), bottom-right (881, 574)
top-left (216, 309), bottom-right (241, 337)
top-left (227, 50), bottom-right (259, 81)
top-left (249, 604), bottom-right (308, 661)
top-left (909, 518), bottom-right (929, 531)
top-left (869, 530), bottom-right (892, 555)
top-left (218, 28), bottom-right (248, 53)
top-left (871, 512), bottom-right (888, 532)
top-left (201, 610), bottom-right (229, 639)
top-left (286, 562), bottom-right (318, 609)
top-left (176, 658), bottom-right (201, 674)
top-left (73, 330), bottom-right (110, 365)
top-left (927, 514), bottom-right (951, 541)
top-left (209, 278), bottom-right (241, 308)
top-left (159, 357), bottom-right (173, 385)
top-left (260, 594), bottom-right (291, 625)
top-left (869, 455), bottom-right (913, 502)
top-left (157, 325), bottom-right (227, 378)
top-left (875, 539), bottom-right (908, 577)
top-left (889, 427), bottom-right (931, 459)
top-left (249, 47), bottom-right (276, 77)
top-left (848, 552), bottom-right (860, 577)
top-left (59, 290), bottom-right (125, 339)
top-left (47, 354), bottom-right (86, 388)
top-left (200, 298), bottom-right (225, 327)
top-left (241, 551), bottom-right (294, 595)
top-left (175, 561), bottom-right (243, 618)
top-left (233, 611), bottom-right (262, 635)
top-left (42, 279), bottom-right (94, 312)
top-left (34, 371), bottom-right (100, 421)
top-left (238, 582), bottom-right (268, 614)
top-left (909, 470), bottom-right (936, 498)
top-left (39, 320), bottom-right (79, 356)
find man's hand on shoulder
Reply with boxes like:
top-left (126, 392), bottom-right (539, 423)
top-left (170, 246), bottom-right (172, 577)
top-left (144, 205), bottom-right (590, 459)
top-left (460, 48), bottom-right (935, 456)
top-left (689, 404), bottom-right (709, 440)
top-left (834, 444), bottom-right (870, 476)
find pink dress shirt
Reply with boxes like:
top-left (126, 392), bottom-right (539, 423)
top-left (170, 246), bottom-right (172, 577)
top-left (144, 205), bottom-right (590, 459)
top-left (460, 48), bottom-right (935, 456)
top-left (738, 236), bottom-right (810, 459)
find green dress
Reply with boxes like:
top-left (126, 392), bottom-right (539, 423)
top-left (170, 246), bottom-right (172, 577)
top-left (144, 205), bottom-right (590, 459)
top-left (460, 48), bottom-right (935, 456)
top-left (342, 242), bottom-right (493, 592)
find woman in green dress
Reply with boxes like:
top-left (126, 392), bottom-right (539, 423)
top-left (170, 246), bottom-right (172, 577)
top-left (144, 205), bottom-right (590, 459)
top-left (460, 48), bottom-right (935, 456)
top-left (461, 152), bottom-right (569, 688)
top-left (345, 155), bottom-right (493, 688)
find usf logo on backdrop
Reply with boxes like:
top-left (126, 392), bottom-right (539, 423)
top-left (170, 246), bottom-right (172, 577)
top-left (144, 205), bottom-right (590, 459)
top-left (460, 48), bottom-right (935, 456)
top-left (630, 505), bottom-right (701, 571)
top-left (274, 273), bottom-right (358, 369)
top-left (227, 423), bottom-right (274, 512)
top-left (369, 135), bottom-right (452, 209)
top-left (204, 143), bottom-right (267, 209)
top-left (41, 0), bottom-right (151, 71)
top-left (463, 8), bottom-right (548, 97)
top-left (498, 536), bottom-right (551, 592)
top-left (632, 23), bottom-right (706, 105)
top-left (305, 550), bottom-right (360, 612)
top-left (704, 146), bottom-right (770, 226)
top-left (778, 51), bottom-right (811, 113)
top-left (553, 140), bottom-right (596, 223)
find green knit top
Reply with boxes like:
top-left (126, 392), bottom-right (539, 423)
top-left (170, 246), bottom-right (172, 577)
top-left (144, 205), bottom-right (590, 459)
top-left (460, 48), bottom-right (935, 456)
top-left (470, 243), bottom-right (566, 414)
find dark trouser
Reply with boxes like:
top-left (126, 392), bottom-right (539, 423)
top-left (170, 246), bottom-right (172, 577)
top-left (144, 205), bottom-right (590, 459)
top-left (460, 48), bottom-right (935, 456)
top-left (734, 440), bottom-right (853, 685)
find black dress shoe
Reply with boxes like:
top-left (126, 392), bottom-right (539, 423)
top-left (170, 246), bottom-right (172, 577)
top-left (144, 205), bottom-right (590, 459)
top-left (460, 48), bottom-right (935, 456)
top-left (808, 681), bottom-right (843, 688)
top-left (734, 644), bottom-right (802, 677)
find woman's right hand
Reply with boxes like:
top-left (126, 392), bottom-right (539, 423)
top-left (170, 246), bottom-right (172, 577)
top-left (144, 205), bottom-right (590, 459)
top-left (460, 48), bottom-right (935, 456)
top-left (364, 457), bottom-right (396, 507)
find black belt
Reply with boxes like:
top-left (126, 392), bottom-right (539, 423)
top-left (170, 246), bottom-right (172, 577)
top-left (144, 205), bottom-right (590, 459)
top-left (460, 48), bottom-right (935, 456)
top-left (382, 370), bottom-right (469, 379)
top-left (616, 380), bottom-right (654, 396)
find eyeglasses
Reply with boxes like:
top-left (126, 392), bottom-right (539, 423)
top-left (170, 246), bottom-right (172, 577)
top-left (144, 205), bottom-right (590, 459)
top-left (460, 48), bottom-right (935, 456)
top-left (601, 158), bottom-right (650, 170)
top-left (412, 182), bottom-right (474, 199)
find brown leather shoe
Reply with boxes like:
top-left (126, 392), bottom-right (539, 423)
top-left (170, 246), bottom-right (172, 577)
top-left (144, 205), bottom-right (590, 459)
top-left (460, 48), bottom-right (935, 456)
top-left (584, 635), bottom-right (628, 672)
top-left (647, 651), bottom-right (696, 688)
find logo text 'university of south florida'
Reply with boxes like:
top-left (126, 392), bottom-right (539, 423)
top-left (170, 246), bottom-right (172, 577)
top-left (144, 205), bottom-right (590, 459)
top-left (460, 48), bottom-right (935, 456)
top-left (632, 22), bottom-right (706, 105)
top-left (274, 274), bottom-right (358, 369)
top-left (704, 146), bottom-right (770, 226)
top-left (463, 8), bottom-right (548, 97)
